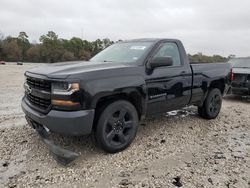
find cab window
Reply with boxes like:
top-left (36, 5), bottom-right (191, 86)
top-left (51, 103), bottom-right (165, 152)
top-left (154, 42), bottom-right (182, 66)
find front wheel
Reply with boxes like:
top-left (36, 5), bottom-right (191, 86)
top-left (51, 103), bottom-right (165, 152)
top-left (94, 100), bottom-right (139, 153)
top-left (198, 88), bottom-right (222, 119)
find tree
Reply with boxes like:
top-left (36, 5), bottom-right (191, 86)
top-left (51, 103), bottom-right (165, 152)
top-left (0, 32), bottom-right (4, 59)
top-left (0, 31), bottom-right (117, 62)
top-left (91, 39), bottom-right (103, 56)
top-left (0, 32), bottom-right (4, 41)
top-left (82, 40), bottom-right (92, 52)
top-left (2, 40), bottom-right (21, 61)
top-left (17, 31), bottom-right (30, 61)
top-left (228, 54), bottom-right (236, 59)
top-left (39, 31), bottom-right (63, 62)
top-left (0, 31), bottom-right (231, 64)
top-left (188, 53), bottom-right (228, 63)
top-left (26, 44), bottom-right (41, 62)
top-left (62, 51), bottom-right (75, 61)
top-left (69, 37), bottom-right (84, 59)
top-left (79, 50), bottom-right (91, 60)
top-left (18, 32), bottom-right (29, 42)
top-left (102, 38), bottom-right (114, 48)
top-left (40, 31), bottom-right (58, 42)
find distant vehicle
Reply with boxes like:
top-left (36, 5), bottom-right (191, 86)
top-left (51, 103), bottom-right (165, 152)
top-left (17, 62), bottom-right (23, 65)
top-left (0, 61), bottom-right (5, 65)
top-left (228, 57), bottom-right (250, 96)
top-left (21, 38), bottom-right (232, 165)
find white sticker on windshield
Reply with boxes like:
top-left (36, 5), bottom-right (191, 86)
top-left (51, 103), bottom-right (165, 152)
top-left (130, 46), bottom-right (146, 50)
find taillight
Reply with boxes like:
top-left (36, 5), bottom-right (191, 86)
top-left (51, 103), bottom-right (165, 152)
top-left (230, 68), bottom-right (234, 81)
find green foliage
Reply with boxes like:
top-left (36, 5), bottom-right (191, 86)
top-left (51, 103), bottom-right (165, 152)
top-left (26, 44), bottom-right (41, 62)
top-left (2, 40), bottom-right (21, 61)
top-left (0, 33), bottom-right (4, 59)
top-left (39, 31), bottom-right (63, 63)
top-left (62, 51), bottom-right (75, 61)
top-left (188, 53), bottom-right (228, 63)
top-left (0, 31), bottom-right (116, 63)
top-left (0, 31), bottom-right (229, 63)
top-left (17, 32), bottom-right (30, 61)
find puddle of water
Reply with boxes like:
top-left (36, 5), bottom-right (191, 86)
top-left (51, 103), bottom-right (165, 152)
top-left (166, 106), bottom-right (197, 118)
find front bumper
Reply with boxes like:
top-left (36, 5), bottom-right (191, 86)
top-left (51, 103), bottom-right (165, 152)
top-left (21, 98), bottom-right (95, 136)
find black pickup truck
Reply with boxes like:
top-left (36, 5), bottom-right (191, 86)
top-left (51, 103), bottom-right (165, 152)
top-left (21, 38), bottom-right (232, 164)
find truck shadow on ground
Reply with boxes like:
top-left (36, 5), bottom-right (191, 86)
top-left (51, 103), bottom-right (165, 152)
top-left (224, 94), bottom-right (250, 103)
top-left (42, 96), bottom-right (248, 166)
top-left (40, 95), bottom-right (249, 166)
top-left (43, 106), bottom-right (200, 166)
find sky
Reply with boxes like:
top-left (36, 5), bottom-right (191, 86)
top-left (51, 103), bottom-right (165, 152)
top-left (0, 0), bottom-right (250, 57)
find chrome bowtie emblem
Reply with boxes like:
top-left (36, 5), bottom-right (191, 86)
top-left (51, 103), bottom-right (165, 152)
top-left (24, 83), bottom-right (32, 94)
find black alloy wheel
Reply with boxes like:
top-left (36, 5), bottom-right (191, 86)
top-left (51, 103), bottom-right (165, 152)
top-left (209, 92), bottom-right (221, 116)
top-left (198, 88), bottom-right (222, 119)
top-left (94, 100), bottom-right (139, 153)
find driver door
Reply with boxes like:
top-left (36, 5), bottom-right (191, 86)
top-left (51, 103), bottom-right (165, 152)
top-left (145, 42), bottom-right (192, 115)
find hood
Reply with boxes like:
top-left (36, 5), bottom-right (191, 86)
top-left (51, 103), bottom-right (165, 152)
top-left (232, 67), bottom-right (250, 75)
top-left (26, 61), bottom-right (132, 79)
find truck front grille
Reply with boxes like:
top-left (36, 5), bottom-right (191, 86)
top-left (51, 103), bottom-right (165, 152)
top-left (233, 74), bottom-right (247, 82)
top-left (26, 77), bottom-right (51, 92)
top-left (27, 93), bottom-right (51, 109)
top-left (25, 76), bottom-right (52, 111)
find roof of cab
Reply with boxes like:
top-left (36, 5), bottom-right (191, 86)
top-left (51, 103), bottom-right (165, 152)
top-left (122, 38), bottom-right (180, 43)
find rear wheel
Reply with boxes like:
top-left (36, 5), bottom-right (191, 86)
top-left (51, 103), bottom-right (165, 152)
top-left (94, 100), bottom-right (139, 153)
top-left (198, 88), bottom-right (222, 119)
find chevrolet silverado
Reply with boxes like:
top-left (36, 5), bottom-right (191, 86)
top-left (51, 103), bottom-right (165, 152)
top-left (21, 39), bottom-right (232, 164)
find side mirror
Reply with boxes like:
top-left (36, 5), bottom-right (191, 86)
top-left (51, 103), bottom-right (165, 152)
top-left (149, 56), bottom-right (173, 69)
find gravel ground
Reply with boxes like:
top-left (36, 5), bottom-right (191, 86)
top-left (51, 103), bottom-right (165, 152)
top-left (0, 64), bottom-right (249, 188)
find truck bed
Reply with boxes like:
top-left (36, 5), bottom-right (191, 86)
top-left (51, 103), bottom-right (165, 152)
top-left (189, 62), bottom-right (231, 105)
top-left (191, 62), bottom-right (231, 79)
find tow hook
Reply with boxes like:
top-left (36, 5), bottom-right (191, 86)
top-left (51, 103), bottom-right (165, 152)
top-left (26, 117), bottom-right (79, 166)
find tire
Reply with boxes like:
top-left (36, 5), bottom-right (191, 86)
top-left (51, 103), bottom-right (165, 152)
top-left (94, 100), bottom-right (139, 153)
top-left (198, 88), bottom-right (222, 119)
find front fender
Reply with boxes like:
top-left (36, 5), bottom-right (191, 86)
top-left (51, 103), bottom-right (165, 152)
top-left (81, 75), bottom-right (147, 115)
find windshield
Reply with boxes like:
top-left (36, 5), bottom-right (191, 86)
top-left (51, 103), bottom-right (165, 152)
top-left (90, 41), bottom-right (154, 63)
top-left (228, 58), bottom-right (250, 68)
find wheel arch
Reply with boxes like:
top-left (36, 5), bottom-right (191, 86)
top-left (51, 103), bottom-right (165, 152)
top-left (92, 88), bottom-right (146, 121)
top-left (209, 78), bottom-right (226, 94)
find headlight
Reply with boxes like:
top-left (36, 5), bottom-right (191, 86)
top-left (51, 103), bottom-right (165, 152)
top-left (52, 82), bottom-right (80, 95)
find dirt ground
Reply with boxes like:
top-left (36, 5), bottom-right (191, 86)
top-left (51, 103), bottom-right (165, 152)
top-left (0, 64), bottom-right (249, 188)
